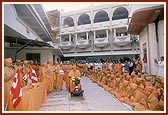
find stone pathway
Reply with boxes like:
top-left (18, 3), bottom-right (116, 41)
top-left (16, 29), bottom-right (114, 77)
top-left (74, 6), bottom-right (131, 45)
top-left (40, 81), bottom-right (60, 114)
top-left (81, 76), bottom-right (133, 111)
top-left (39, 85), bottom-right (92, 111)
top-left (39, 76), bottom-right (133, 112)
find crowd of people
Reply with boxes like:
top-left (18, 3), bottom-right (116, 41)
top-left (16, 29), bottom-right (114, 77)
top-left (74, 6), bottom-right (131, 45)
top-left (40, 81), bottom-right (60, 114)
top-left (85, 56), bottom-right (164, 111)
top-left (4, 56), bottom-right (164, 111)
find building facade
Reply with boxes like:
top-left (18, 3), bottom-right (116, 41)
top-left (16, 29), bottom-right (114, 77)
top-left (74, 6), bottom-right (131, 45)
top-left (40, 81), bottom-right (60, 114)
top-left (3, 4), bottom-right (63, 64)
top-left (47, 9), bottom-right (60, 43)
top-left (128, 4), bottom-right (165, 75)
top-left (58, 4), bottom-right (140, 62)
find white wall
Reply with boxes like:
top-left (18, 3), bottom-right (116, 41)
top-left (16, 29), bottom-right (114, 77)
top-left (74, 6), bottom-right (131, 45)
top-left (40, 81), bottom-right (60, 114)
top-left (139, 22), bottom-right (164, 75)
top-left (148, 23), bottom-right (160, 75)
top-left (158, 20), bottom-right (164, 57)
top-left (139, 27), bottom-right (150, 74)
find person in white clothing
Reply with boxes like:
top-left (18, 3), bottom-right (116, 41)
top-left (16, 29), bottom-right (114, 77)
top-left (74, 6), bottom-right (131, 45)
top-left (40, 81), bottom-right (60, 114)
top-left (154, 56), bottom-right (164, 77)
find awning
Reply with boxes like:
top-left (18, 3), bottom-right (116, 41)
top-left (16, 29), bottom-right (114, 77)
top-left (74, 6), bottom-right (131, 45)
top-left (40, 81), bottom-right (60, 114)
top-left (127, 5), bottom-right (164, 35)
top-left (4, 36), bottom-right (52, 47)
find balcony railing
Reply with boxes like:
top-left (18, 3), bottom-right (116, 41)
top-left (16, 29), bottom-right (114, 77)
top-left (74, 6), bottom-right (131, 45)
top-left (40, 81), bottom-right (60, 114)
top-left (59, 41), bottom-right (74, 49)
top-left (113, 35), bottom-right (131, 46)
top-left (76, 39), bottom-right (90, 48)
top-left (94, 37), bottom-right (110, 48)
top-left (94, 37), bottom-right (108, 44)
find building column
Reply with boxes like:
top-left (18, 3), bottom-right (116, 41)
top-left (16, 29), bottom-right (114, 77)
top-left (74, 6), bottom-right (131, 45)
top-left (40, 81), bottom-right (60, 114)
top-left (60, 37), bottom-right (62, 42)
top-left (113, 29), bottom-right (116, 38)
top-left (69, 34), bottom-right (71, 42)
top-left (86, 32), bottom-right (88, 40)
top-left (75, 34), bottom-right (78, 41)
top-left (106, 30), bottom-right (109, 38)
top-left (74, 34), bottom-right (77, 54)
top-left (93, 31), bottom-right (96, 41)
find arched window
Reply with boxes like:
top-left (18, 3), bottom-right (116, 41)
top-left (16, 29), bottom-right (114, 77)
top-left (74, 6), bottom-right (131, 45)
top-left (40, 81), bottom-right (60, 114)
top-left (112, 7), bottom-right (128, 20)
top-left (63, 17), bottom-right (74, 27)
top-left (94, 11), bottom-right (109, 23)
top-left (78, 14), bottom-right (91, 25)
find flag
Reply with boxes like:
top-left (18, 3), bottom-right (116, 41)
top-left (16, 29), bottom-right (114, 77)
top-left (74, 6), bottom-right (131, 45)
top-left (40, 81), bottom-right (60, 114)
top-left (11, 69), bottom-right (22, 109)
top-left (31, 69), bottom-right (38, 83)
top-left (22, 73), bottom-right (29, 81)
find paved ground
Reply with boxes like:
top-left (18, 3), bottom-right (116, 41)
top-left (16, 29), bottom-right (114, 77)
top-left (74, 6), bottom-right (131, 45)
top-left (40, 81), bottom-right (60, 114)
top-left (39, 76), bottom-right (133, 112)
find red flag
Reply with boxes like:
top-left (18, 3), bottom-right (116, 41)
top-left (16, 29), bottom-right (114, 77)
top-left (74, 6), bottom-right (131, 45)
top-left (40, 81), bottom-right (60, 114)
top-left (31, 69), bottom-right (38, 83)
top-left (11, 69), bottom-right (22, 109)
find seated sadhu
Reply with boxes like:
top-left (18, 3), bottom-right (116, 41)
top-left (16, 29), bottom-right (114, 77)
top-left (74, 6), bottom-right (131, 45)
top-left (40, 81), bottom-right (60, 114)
top-left (117, 80), bottom-right (130, 103)
top-left (129, 83), bottom-right (149, 111)
top-left (157, 88), bottom-right (164, 111)
top-left (112, 77), bottom-right (121, 97)
top-left (136, 78), bottom-right (145, 94)
top-left (129, 83), bottom-right (138, 103)
top-left (154, 76), bottom-right (164, 89)
top-left (131, 79), bottom-right (145, 107)
top-left (134, 85), bottom-right (159, 111)
top-left (97, 72), bottom-right (105, 86)
top-left (130, 71), bottom-right (137, 83)
top-left (4, 58), bottom-right (15, 110)
top-left (146, 86), bottom-right (160, 111)
top-left (102, 73), bottom-right (112, 92)
top-left (68, 65), bottom-right (81, 92)
top-left (109, 73), bottom-right (116, 91)
top-left (96, 70), bottom-right (101, 84)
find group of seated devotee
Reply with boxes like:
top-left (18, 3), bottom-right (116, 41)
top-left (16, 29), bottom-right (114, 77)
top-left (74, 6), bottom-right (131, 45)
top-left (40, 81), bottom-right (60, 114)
top-left (85, 61), bottom-right (164, 111)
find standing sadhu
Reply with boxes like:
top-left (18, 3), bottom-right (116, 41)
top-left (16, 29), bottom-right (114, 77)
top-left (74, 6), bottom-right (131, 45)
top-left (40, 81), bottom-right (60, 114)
top-left (4, 58), bottom-right (15, 110)
top-left (29, 60), bottom-right (39, 85)
top-left (13, 59), bottom-right (22, 70)
top-left (22, 60), bottom-right (30, 85)
top-left (39, 63), bottom-right (46, 82)
top-left (39, 63), bottom-right (47, 103)
top-left (135, 57), bottom-right (143, 73)
top-left (64, 61), bottom-right (73, 90)
top-left (68, 65), bottom-right (81, 91)
top-left (55, 62), bottom-right (65, 91)
top-left (41, 63), bottom-right (50, 93)
top-left (112, 61), bottom-right (117, 73)
top-left (53, 61), bottom-right (58, 89)
top-left (14, 59), bottom-right (25, 87)
top-left (47, 59), bottom-right (55, 93)
top-left (116, 61), bottom-right (123, 75)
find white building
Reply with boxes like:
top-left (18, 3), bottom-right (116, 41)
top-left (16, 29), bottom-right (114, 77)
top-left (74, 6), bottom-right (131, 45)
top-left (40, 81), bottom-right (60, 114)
top-left (3, 4), bottom-right (63, 64)
top-left (58, 4), bottom-right (140, 62)
top-left (127, 3), bottom-right (165, 75)
top-left (3, 3), bottom-right (165, 75)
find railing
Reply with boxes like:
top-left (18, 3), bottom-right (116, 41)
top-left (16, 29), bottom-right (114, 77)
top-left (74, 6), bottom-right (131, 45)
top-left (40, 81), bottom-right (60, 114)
top-left (113, 35), bottom-right (133, 46)
top-left (59, 41), bottom-right (74, 49)
top-left (94, 37), bottom-right (109, 44)
top-left (76, 39), bottom-right (90, 48)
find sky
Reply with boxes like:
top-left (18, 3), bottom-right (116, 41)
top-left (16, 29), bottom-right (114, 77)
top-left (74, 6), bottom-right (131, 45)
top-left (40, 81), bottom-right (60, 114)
top-left (42, 2), bottom-right (113, 12)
